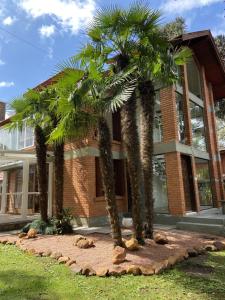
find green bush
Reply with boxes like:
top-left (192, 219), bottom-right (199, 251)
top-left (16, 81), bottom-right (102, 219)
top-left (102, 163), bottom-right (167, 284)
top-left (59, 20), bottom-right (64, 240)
top-left (20, 208), bottom-right (73, 235)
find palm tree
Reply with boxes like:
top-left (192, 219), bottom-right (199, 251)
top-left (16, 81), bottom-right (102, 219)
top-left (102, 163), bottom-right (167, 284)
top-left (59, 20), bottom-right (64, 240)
top-left (126, 3), bottom-right (191, 238)
top-left (87, 5), bottom-right (144, 243)
top-left (87, 3), bottom-right (191, 240)
top-left (8, 90), bottom-right (49, 222)
top-left (51, 61), bottom-right (135, 246)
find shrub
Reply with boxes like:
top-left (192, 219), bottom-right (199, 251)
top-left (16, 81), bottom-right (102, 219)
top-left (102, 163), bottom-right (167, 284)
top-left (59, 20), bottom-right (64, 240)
top-left (20, 208), bottom-right (73, 235)
top-left (51, 208), bottom-right (73, 234)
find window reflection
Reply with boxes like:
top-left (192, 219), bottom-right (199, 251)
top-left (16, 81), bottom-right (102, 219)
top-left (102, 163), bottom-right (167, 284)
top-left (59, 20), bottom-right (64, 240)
top-left (195, 158), bottom-right (213, 207)
top-left (153, 155), bottom-right (168, 213)
top-left (176, 92), bottom-right (186, 143)
top-left (187, 58), bottom-right (202, 99)
top-left (190, 102), bottom-right (206, 151)
top-left (0, 120), bottom-right (34, 151)
top-left (154, 92), bottom-right (163, 143)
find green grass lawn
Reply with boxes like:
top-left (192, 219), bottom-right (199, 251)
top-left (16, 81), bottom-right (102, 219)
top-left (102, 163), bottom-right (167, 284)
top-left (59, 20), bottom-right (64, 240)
top-left (0, 244), bottom-right (225, 300)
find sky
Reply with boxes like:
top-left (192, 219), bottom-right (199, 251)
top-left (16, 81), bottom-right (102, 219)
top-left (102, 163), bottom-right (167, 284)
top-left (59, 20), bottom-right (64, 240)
top-left (0, 0), bottom-right (224, 103)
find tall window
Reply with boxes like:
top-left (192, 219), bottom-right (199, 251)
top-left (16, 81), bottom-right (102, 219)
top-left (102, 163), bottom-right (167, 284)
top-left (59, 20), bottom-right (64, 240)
top-left (154, 92), bottom-right (163, 143)
top-left (186, 58), bottom-right (202, 99)
top-left (95, 158), bottom-right (125, 197)
top-left (176, 92), bottom-right (186, 143)
top-left (190, 101), bottom-right (206, 151)
top-left (195, 158), bottom-right (213, 207)
top-left (153, 155), bottom-right (168, 213)
top-left (112, 110), bottom-right (121, 141)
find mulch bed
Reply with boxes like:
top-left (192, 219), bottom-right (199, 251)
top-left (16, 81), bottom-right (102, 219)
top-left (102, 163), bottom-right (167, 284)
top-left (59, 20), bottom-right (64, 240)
top-left (0, 229), bottom-right (225, 277)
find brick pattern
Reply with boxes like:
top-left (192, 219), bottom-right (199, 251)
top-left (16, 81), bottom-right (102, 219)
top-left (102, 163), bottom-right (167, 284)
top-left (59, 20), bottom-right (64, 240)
top-left (201, 67), bottom-right (224, 207)
top-left (165, 152), bottom-right (186, 215)
top-left (63, 155), bottom-right (127, 219)
top-left (160, 86), bottom-right (178, 143)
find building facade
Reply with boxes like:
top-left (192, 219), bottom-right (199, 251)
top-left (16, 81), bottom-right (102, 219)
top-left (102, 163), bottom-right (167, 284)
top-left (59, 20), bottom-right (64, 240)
top-left (0, 30), bottom-right (225, 226)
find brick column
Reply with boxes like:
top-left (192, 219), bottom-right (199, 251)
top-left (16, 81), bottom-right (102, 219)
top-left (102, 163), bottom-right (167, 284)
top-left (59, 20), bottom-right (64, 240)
top-left (165, 152), bottom-right (186, 215)
top-left (160, 86), bottom-right (179, 143)
top-left (191, 156), bottom-right (201, 212)
top-left (208, 83), bottom-right (225, 202)
top-left (201, 67), bottom-right (221, 207)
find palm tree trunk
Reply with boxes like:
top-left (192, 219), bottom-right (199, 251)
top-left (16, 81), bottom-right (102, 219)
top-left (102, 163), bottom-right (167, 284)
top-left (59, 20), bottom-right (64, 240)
top-left (98, 117), bottom-right (123, 247)
top-left (53, 142), bottom-right (64, 219)
top-left (139, 80), bottom-right (155, 239)
top-left (121, 94), bottom-right (144, 244)
top-left (35, 125), bottom-right (48, 223)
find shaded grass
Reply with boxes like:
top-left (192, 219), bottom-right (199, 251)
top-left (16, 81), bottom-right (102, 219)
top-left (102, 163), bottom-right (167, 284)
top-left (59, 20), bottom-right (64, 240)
top-left (0, 244), bottom-right (225, 300)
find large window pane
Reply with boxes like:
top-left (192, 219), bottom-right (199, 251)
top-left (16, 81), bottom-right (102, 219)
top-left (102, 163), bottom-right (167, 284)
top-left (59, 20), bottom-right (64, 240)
top-left (190, 101), bottom-right (206, 151)
top-left (187, 58), bottom-right (202, 99)
top-left (0, 120), bottom-right (34, 151)
top-left (195, 158), bottom-right (213, 207)
top-left (176, 92), bottom-right (186, 143)
top-left (153, 155), bottom-right (168, 213)
top-left (154, 92), bottom-right (163, 143)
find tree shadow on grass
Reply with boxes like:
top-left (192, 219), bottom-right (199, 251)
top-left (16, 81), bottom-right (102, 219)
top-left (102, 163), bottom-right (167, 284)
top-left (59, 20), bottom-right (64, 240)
top-left (0, 270), bottom-right (59, 300)
top-left (161, 252), bottom-right (225, 300)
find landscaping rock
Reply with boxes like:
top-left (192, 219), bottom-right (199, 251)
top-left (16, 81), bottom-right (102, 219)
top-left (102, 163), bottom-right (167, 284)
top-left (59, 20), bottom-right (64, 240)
top-left (66, 259), bottom-right (76, 267)
top-left (18, 232), bottom-right (27, 239)
top-left (187, 248), bottom-right (198, 257)
top-left (1, 239), bottom-right (8, 244)
top-left (73, 235), bottom-right (86, 246)
top-left (205, 244), bottom-right (217, 252)
top-left (76, 239), bottom-right (94, 249)
top-left (109, 266), bottom-right (127, 276)
top-left (58, 256), bottom-right (70, 264)
top-left (154, 233), bottom-right (169, 245)
top-left (6, 240), bottom-right (14, 245)
top-left (42, 250), bottom-right (52, 257)
top-left (213, 241), bottom-right (225, 251)
top-left (145, 239), bottom-right (157, 247)
top-left (140, 264), bottom-right (154, 275)
top-left (125, 238), bottom-right (139, 251)
top-left (95, 267), bottom-right (109, 277)
top-left (50, 252), bottom-right (63, 260)
top-left (112, 246), bottom-right (126, 264)
top-left (27, 248), bottom-right (36, 255)
top-left (71, 264), bottom-right (82, 274)
top-left (126, 265), bottom-right (142, 275)
top-left (27, 228), bottom-right (37, 239)
top-left (194, 246), bottom-right (206, 255)
top-left (81, 265), bottom-right (95, 276)
top-left (153, 260), bottom-right (168, 274)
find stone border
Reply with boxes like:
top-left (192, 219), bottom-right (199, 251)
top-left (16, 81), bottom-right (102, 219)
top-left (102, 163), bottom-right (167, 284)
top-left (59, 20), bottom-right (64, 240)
top-left (0, 237), bottom-right (224, 277)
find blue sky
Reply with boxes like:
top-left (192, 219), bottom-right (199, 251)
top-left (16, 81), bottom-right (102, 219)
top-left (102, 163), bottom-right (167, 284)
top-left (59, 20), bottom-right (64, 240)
top-left (0, 0), bottom-right (224, 103)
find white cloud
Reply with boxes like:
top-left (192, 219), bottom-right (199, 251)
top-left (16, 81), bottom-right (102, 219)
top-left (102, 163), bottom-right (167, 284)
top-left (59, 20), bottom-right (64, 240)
top-left (0, 81), bottom-right (14, 87)
top-left (0, 59), bottom-right (5, 65)
top-left (161, 0), bottom-right (221, 13)
top-left (18, 0), bottom-right (96, 34)
top-left (2, 16), bottom-right (16, 26)
top-left (39, 24), bottom-right (55, 38)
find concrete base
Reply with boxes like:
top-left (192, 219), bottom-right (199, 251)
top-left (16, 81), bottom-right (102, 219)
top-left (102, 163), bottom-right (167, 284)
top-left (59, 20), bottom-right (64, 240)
top-left (71, 213), bottom-right (125, 228)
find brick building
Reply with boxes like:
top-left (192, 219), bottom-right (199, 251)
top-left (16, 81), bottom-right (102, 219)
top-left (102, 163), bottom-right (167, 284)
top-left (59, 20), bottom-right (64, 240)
top-left (0, 30), bottom-right (225, 226)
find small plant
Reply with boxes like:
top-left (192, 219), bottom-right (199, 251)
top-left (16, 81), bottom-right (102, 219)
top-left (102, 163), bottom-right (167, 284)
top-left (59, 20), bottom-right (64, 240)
top-left (51, 208), bottom-right (73, 235)
top-left (20, 209), bottom-right (73, 235)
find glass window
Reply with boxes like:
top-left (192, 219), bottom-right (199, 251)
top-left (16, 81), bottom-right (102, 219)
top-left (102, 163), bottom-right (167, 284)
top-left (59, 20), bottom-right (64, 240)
top-left (154, 92), bottom-right (163, 143)
top-left (153, 155), bottom-right (168, 213)
top-left (95, 158), bottom-right (125, 197)
top-left (176, 92), bottom-right (186, 143)
top-left (0, 120), bottom-right (34, 151)
top-left (195, 158), bottom-right (213, 207)
top-left (112, 110), bottom-right (121, 142)
top-left (190, 101), bottom-right (206, 151)
top-left (186, 58), bottom-right (202, 99)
